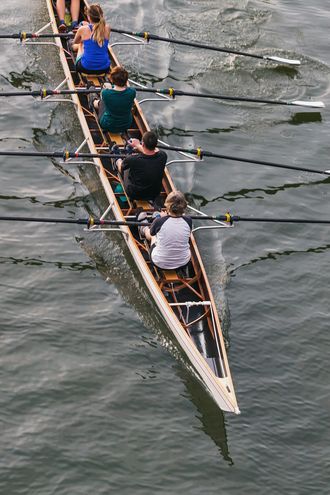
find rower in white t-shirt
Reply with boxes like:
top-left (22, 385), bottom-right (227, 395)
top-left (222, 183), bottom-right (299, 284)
top-left (139, 191), bottom-right (192, 270)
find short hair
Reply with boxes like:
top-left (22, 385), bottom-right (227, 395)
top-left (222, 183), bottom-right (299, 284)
top-left (110, 66), bottom-right (129, 87)
top-left (165, 191), bottom-right (187, 216)
top-left (142, 131), bottom-right (158, 151)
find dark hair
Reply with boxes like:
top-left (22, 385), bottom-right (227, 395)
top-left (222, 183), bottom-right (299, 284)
top-left (110, 66), bottom-right (129, 87)
top-left (165, 191), bottom-right (187, 216)
top-left (142, 131), bottom-right (158, 151)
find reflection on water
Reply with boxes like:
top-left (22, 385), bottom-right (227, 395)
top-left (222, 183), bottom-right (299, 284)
top-left (233, 243), bottom-right (330, 272)
top-left (176, 363), bottom-right (234, 465)
top-left (0, 255), bottom-right (94, 271)
top-left (187, 174), bottom-right (330, 205)
top-left (289, 112), bottom-right (322, 125)
top-left (0, 65), bottom-right (45, 89)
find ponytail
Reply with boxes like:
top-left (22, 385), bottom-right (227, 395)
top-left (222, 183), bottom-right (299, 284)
top-left (87, 4), bottom-right (107, 47)
top-left (93, 17), bottom-right (106, 47)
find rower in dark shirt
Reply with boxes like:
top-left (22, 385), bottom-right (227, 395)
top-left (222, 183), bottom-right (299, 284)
top-left (117, 131), bottom-right (167, 203)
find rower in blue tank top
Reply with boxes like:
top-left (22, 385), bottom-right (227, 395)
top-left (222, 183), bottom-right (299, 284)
top-left (72, 3), bottom-right (110, 74)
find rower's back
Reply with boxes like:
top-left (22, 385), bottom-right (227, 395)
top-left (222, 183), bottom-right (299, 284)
top-left (121, 131), bottom-right (167, 202)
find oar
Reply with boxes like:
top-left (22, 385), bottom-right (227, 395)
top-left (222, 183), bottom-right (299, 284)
top-left (110, 28), bottom-right (301, 66)
top-left (158, 144), bottom-right (330, 176)
top-left (0, 32), bottom-right (74, 40)
top-left (136, 88), bottom-right (324, 108)
top-left (0, 148), bottom-right (329, 176)
top-left (0, 30), bottom-right (300, 66)
top-left (0, 87), bottom-right (324, 109)
top-left (1, 214), bottom-right (330, 226)
top-left (0, 216), bottom-right (147, 227)
top-left (205, 214), bottom-right (330, 225)
top-left (0, 150), bottom-right (125, 160)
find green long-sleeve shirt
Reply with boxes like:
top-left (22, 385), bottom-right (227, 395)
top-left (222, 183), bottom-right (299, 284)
top-left (99, 87), bottom-right (136, 133)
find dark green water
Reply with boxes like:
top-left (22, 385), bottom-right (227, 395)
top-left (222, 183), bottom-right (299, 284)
top-left (1, 1), bottom-right (330, 493)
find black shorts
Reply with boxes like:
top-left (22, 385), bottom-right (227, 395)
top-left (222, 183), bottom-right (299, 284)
top-left (75, 59), bottom-right (110, 75)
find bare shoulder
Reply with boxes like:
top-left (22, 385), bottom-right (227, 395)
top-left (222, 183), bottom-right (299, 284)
top-left (77, 24), bottom-right (90, 38)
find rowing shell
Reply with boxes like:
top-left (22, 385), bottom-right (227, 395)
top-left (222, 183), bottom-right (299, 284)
top-left (43, 0), bottom-right (239, 414)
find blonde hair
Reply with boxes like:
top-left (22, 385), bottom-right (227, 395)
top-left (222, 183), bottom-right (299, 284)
top-left (165, 191), bottom-right (187, 216)
top-left (86, 4), bottom-right (107, 47)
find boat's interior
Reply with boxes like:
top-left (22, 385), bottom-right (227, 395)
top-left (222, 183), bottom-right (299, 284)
top-left (50, 0), bottom-right (229, 380)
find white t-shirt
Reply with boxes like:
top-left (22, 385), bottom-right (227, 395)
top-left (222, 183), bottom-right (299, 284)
top-left (150, 215), bottom-right (192, 270)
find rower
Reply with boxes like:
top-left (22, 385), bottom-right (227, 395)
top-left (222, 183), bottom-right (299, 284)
top-left (116, 131), bottom-right (167, 208)
top-left (139, 191), bottom-right (192, 271)
top-left (91, 66), bottom-right (136, 134)
top-left (72, 3), bottom-right (111, 75)
top-left (57, 0), bottom-right (80, 32)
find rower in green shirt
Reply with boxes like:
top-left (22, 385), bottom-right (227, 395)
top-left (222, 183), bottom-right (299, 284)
top-left (92, 66), bottom-right (136, 133)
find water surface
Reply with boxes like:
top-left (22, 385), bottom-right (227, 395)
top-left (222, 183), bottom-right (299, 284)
top-left (1, 1), bottom-right (330, 494)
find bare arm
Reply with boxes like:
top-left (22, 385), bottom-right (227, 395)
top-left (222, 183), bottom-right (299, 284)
top-left (73, 25), bottom-right (88, 45)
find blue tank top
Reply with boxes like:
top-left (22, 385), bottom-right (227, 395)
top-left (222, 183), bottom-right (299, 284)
top-left (81, 25), bottom-right (110, 71)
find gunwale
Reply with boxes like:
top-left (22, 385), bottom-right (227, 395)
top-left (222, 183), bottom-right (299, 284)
top-left (44, 0), bottom-right (239, 414)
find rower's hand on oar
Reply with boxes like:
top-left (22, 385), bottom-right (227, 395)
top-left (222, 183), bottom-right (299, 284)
top-left (128, 138), bottom-right (143, 153)
top-left (129, 138), bottom-right (140, 148)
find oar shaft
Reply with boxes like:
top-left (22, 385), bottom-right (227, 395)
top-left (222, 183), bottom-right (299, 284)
top-left (111, 28), bottom-right (263, 60)
top-left (0, 32), bottom-right (74, 39)
top-left (218, 216), bottom-right (330, 224)
top-left (145, 89), bottom-right (323, 107)
top-left (157, 144), bottom-right (329, 176)
top-left (0, 150), bottom-right (124, 159)
top-left (111, 29), bottom-right (301, 64)
top-left (210, 153), bottom-right (327, 175)
top-left (161, 90), bottom-right (291, 105)
top-left (0, 216), bottom-right (144, 226)
top-left (0, 88), bottom-right (102, 97)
